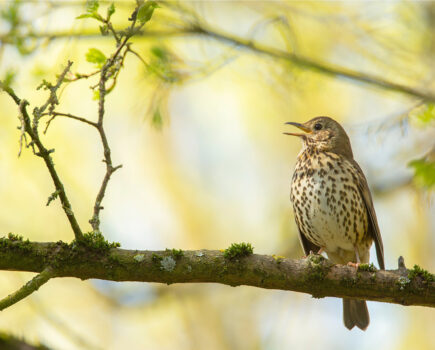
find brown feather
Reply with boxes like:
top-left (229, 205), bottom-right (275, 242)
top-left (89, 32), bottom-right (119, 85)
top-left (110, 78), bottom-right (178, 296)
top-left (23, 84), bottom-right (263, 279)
top-left (349, 159), bottom-right (385, 270)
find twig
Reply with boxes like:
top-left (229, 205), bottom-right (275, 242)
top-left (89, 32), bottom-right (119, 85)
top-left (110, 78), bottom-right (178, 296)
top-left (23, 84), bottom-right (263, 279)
top-left (89, 7), bottom-right (143, 231)
top-left (35, 61), bottom-right (74, 121)
top-left (67, 69), bottom-right (101, 82)
top-left (43, 111), bottom-right (98, 134)
top-left (0, 267), bottom-right (54, 311)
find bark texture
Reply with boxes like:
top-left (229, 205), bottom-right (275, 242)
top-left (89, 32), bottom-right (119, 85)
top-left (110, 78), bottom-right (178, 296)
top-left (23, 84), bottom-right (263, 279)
top-left (0, 239), bottom-right (433, 307)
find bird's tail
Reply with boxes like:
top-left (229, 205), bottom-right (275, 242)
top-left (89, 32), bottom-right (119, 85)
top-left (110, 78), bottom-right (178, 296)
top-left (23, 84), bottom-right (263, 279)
top-left (342, 298), bottom-right (370, 331)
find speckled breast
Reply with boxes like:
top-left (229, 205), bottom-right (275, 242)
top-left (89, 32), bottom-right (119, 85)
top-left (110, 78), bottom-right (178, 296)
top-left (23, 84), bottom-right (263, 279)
top-left (290, 149), bottom-right (369, 253)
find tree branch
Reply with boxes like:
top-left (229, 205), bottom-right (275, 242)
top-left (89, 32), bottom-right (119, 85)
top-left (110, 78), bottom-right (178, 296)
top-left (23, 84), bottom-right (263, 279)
top-left (188, 24), bottom-right (435, 102)
top-left (0, 267), bottom-right (54, 311)
top-left (0, 239), bottom-right (433, 308)
top-left (4, 26), bottom-right (435, 101)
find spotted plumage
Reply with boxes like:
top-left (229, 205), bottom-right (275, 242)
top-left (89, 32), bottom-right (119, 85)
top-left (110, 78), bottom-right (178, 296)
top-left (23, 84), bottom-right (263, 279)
top-left (286, 116), bottom-right (385, 331)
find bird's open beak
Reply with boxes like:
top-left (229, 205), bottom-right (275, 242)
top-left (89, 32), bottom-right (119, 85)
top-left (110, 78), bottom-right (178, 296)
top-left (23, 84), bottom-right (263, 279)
top-left (283, 122), bottom-right (312, 137)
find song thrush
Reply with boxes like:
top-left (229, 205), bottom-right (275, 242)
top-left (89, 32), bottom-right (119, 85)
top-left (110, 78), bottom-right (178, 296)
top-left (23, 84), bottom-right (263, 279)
top-left (286, 116), bottom-right (385, 331)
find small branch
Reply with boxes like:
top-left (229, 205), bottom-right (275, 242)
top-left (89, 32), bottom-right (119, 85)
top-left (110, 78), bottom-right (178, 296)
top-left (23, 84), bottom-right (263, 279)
top-left (0, 240), bottom-right (433, 308)
top-left (89, 7), bottom-right (142, 231)
top-left (0, 267), bottom-right (54, 311)
top-left (35, 61), bottom-right (74, 121)
top-left (0, 83), bottom-right (84, 241)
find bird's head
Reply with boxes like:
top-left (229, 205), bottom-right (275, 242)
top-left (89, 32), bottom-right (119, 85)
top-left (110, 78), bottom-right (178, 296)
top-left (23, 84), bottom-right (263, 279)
top-left (284, 116), bottom-right (353, 158)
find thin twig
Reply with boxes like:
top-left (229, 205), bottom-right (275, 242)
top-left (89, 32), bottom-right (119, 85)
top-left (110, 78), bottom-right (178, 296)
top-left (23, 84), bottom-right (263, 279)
top-left (35, 61), bottom-right (74, 121)
top-left (0, 83), bottom-right (84, 241)
top-left (89, 7), bottom-right (142, 231)
top-left (0, 267), bottom-right (54, 311)
top-left (42, 111), bottom-right (98, 133)
top-left (67, 69), bottom-right (101, 82)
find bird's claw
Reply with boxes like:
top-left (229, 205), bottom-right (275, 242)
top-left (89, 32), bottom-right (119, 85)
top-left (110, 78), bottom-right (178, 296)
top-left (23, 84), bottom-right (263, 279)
top-left (347, 262), bottom-right (360, 268)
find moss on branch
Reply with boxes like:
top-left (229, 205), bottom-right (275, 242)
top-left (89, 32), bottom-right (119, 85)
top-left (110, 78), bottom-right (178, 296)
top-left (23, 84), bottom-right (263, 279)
top-left (0, 238), bottom-right (433, 308)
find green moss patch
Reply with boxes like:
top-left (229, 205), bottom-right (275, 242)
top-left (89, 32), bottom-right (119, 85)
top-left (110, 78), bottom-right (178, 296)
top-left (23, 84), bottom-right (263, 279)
top-left (408, 264), bottom-right (434, 283)
top-left (223, 242), bottom-right (254, 259)
top-left (358, 263), bottom-right (377, 272)
top-left (75, 231), bottom-right (120, 252)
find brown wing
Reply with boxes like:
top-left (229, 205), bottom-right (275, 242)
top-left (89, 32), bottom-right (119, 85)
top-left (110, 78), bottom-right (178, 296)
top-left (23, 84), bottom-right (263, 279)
top-left (297, 227), bottom-right (321, 256)
top-left (349, 159), bottom-right (385, 270)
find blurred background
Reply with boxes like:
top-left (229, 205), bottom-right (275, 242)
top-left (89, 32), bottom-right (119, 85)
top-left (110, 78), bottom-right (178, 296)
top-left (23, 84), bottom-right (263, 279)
top-left (0, 0), bottom-right (434, 349)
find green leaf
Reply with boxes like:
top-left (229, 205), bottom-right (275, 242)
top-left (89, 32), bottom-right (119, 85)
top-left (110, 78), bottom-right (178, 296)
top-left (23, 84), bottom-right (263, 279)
top-left (93, 90), bottom-right (100, 101)
top-left (76, 13), bottom-right (98, 20)
top-left (85, 48), bottom-right (106, 68)
top-left (408, 159), bottom-right (435, 189)
top-left (137, 1), bottom-right (159, 24)
top-left (2, 70), bottom-right (16, 89)
top-left (107, 3), bottom-right (115, 18)
top-left (99, 24), bottom-right (108, 35)
top-left (77, 0), bottom-right (103, 21)
top-left (86, 0), bottom-right (99, 13)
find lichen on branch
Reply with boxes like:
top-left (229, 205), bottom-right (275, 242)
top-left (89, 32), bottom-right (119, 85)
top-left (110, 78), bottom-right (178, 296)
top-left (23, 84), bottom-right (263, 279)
top-left (0, 238), bottom-right (433, 309)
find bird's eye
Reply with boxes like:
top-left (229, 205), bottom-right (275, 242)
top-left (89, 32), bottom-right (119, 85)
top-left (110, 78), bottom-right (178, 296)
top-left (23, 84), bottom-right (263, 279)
top-left (314, 123), bottom-right (322, 130)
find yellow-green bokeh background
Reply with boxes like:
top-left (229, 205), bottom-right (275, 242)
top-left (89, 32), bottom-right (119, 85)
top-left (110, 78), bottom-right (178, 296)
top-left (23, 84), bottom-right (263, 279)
top-left (0, 1), bottom-right (434, 349)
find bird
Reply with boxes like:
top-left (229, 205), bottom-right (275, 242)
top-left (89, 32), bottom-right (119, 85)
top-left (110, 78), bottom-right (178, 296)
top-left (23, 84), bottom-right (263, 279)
top-left (285, 116), bottom-right (384, 331)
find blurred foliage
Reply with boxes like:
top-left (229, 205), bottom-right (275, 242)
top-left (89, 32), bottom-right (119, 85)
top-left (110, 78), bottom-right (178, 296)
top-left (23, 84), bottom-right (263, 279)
top-left (0, 331), bottom-right (49, 350)
top-left (410, 103), bottom-right (435, 125)
top-left (408, 159), bottom-right (435, 189)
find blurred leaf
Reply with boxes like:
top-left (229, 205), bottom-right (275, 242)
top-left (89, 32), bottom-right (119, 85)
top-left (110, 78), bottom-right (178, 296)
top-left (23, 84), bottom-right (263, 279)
top-left (151, 109), bottom-right (163, 130)
top-left (76, 13), bottom-right (101, 20)
top-left (107, 3), bottom-right (115, 18)
top-left (416, 104), bottom-right (435, 124)
top-left (1, 1), bottom-right (20, 27)
top-left (1, 70), bottom-right (16, 89)
top-left (408, 159), bottom-right (435, 189)
top-left (93, 90), bottom-right (100, 100)
top-left (137, 1), bottom-right (159, 24)
top-left (85, 48), bottom-right (106, 68)
top-left (99, 24), bottom-right (108, 35)
top-left (77, 0), bottom-right (103, 21)
top-left (147, 46), bottom-right (179, 83)
top-left (410, 103), bottom-right (435, 125)
top-left (151, 46), bottom-right (168, 62)
top-left (86, 0), bottom-right (99, 13)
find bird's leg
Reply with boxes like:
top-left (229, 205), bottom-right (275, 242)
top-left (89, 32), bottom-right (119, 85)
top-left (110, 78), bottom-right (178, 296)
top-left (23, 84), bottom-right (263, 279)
top-left (302, 247), bottom-right (324, 258)
top-left (347, 246), bottom-right (361, 268)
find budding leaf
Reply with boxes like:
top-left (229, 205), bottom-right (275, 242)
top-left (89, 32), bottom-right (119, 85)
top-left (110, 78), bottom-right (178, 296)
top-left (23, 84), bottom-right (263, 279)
top-left (151, 109), bottom-right (163, 130)
top-left (107, 3), bottom-right (115, 18)
top-left (86, 0), bottom-right (99, 13)
top-left (137, 1), bottom-right (159, 24)
top-left (85, 48), bottom-right (106, 68)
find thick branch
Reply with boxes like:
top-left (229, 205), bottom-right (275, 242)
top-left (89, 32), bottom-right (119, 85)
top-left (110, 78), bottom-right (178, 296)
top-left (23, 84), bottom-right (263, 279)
top-left (0, 240), bottom-right (433, 307)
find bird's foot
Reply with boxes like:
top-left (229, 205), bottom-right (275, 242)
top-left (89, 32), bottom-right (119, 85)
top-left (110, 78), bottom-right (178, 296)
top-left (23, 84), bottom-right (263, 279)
top-left (347, 262), bottom-right (360, 268)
